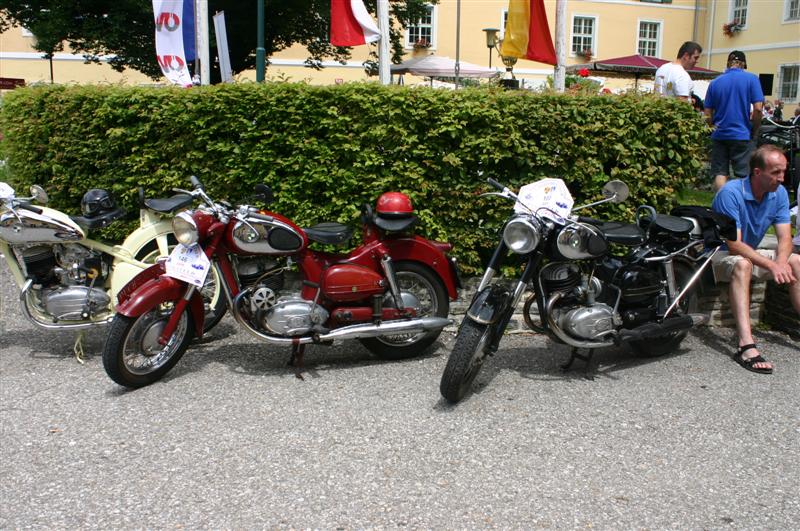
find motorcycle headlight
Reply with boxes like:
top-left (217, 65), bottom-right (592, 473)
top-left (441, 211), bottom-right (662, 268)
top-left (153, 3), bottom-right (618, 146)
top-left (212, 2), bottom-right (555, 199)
top-left (172, 211), bottom-right (199, 246)
top-left (556, 223), bottom-right (607, 259)
top-left (502, 216), bottom-right (542, 254)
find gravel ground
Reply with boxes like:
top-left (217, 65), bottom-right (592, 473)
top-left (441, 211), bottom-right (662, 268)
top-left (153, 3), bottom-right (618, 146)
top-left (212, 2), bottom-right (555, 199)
top-left (1, 264), bottom-right (798, 529)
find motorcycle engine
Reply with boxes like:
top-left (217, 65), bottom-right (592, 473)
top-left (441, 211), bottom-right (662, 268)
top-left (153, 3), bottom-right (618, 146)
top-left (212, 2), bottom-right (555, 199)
top-left (19, 244), bottom-right (111, 320)
top-left (235, 256), bottom-right (328, 336)
top-left (542, 262), bottom-right (618, 341)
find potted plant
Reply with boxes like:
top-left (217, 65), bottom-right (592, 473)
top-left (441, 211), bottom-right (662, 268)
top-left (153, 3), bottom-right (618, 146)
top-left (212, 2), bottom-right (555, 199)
top-left (722, 21), bottom-right (743, 37)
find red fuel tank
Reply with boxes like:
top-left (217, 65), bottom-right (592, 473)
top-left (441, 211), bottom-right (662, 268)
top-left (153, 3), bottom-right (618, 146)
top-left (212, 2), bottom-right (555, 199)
top-left (321, 264), bottom-right (385, 302)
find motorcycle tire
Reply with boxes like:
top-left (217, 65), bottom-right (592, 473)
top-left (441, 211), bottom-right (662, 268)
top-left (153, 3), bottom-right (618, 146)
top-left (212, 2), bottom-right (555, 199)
top-left (360, 261), bottom-right (449, 360)
top-left (134, 238), bottom-right (226, 332)
top-left (102, 308), bottom-right (195, 389)
top-left (630, 262), bottom-right (699, 357)
top-left (439, 318), bottom-right (492, 403)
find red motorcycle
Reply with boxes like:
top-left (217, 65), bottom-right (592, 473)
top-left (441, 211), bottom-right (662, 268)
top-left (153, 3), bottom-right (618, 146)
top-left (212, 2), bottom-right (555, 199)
top-left (102, 177), bottom-right (459, 388)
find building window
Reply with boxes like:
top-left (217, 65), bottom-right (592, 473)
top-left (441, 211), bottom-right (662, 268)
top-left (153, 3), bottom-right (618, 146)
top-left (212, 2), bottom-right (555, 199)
top-left (731, 0), bottom-right (748, 26)
top-left (571, 16), bottom-right (596, 56)
top-left (406, 5), bottom-right (435, 49)
top-left (500, 9), bottom-right (509, 38)
top-left (637, 21), bottom-right (660, 57)
top-left (785, 0), bottom-right (800, 21)
top-left (779, 64), bottom-right (799, 101)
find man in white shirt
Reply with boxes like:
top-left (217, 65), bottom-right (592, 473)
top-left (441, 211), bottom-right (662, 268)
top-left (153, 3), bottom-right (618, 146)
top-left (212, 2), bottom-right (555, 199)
top-left (654, 41), bottom-right (702, 101)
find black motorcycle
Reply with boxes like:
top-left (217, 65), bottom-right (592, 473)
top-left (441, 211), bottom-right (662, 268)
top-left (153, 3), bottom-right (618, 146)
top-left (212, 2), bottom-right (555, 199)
top-left (440, 177), bottom-right (733, 403)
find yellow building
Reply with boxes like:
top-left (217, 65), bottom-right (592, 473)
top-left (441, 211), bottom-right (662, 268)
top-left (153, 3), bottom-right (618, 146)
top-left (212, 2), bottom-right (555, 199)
top-left (1, 1), bottom-right (798, 102)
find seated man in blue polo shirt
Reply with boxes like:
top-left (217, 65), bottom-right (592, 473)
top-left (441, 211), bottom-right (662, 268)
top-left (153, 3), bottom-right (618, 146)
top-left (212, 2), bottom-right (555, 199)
top-left (711, 144), bottom-right (800, 374)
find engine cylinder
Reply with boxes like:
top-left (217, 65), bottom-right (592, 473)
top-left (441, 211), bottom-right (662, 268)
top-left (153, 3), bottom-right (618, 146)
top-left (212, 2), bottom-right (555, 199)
top-left (22, 246), bottom-right (56, 284)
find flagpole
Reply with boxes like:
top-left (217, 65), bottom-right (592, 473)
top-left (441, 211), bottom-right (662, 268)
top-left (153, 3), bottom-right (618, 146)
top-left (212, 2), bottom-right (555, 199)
top-left (454, 0), bottom-right (461, 88)
top-left (377, 0), bottom-right (390, 85)
top-left (553, 0), bottom-right (566, 92)
top-left (257, 0), bottom-right (266, 81)
top-left (197, 0), bottom-right (210, 84)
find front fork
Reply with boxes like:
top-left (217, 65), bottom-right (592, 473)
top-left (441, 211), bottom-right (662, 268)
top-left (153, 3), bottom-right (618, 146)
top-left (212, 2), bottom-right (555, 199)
top-left (158, 284), bottom-right (197, 345)
top-left (472, 242), bottom-right (540, 354)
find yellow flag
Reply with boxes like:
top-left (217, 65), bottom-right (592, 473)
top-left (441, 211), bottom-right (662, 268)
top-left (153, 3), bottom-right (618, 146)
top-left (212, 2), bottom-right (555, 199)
top-left (501, 0), bottom-right (531, 59)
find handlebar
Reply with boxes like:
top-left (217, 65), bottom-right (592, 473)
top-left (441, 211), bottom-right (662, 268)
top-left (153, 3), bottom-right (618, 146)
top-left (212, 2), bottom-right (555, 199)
top-left (190, 175), bottom-right (203, 190)
top-left (487, 178), bottom-right (505, 191)
top-left (17, 203), bottom-right (43, 215)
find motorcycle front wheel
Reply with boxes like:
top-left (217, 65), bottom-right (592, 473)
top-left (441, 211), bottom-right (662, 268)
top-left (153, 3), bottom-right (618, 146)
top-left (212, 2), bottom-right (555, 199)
top-left (439, 318), bottom-right (492, 403)
top-left (102, 306), bottom-right (195, 389)
top-left (360, 261), bottom-right (449, 360)
top-left (134, 238), bottom-right (226, 332)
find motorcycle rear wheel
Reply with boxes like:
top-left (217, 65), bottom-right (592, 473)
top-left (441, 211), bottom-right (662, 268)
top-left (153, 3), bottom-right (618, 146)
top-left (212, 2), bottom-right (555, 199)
top-left (439, 318), bottom-right (491, 403)
top-left (102, 306), bottom-right (195, 389)
top-left (135, 238), bottom-right (226, 332)
top-left (360, 261), bottom-right (449, 360)
top-left (630, 263), bottom-right (699, 357)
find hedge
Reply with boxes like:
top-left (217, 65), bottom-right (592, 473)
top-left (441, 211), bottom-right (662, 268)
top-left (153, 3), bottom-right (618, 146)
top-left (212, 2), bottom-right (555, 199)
top-left (0, 83), bottom-right (707, 273)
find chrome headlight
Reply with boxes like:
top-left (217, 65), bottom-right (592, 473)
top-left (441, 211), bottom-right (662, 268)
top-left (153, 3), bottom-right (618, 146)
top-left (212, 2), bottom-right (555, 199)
top-left (502, 216), bottom-right (542, 254)
top-left (172, 211), bottom-right (198, 246)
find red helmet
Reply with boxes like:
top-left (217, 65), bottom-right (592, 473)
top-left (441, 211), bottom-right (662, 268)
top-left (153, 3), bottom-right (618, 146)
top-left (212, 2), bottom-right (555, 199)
top-left (374, 192), bottom-right (416, 232)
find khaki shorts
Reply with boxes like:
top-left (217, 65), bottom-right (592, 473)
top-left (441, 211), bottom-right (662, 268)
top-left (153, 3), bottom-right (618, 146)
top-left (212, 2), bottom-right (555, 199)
top-left (712, 250), bottom-right (778, 282)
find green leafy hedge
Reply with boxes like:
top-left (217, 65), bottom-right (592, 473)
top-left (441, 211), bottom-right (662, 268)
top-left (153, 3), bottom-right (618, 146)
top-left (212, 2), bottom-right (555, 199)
top-left (0, 83), bottom-right (707, 273)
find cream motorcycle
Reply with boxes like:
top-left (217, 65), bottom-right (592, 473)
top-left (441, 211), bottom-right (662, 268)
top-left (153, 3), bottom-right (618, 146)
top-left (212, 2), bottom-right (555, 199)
top-left (0, 182), bottom-right (224, 358)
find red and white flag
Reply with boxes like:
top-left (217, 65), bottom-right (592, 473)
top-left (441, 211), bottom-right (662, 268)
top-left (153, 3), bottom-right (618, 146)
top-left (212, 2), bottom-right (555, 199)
top-left (330, 0), bottom-right (380, 47)
top-left (153, 0), bottom-right (193, 86)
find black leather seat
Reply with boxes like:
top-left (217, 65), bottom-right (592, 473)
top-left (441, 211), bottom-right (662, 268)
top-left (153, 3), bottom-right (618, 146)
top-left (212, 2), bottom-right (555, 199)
top-left (143, 194), bottom-right (193, 213)
top-left (590, 221), bottom-right (647, 246)
top-left (304, 222), bottom-right (353, 245)
top-left (650, 214), bottom-right (695, 235)
top-left (71, 208), bottom-right (127, 231)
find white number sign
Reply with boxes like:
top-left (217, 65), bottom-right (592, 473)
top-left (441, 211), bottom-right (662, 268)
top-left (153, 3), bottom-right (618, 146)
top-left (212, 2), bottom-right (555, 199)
top-left (514, 178), bottom-right (574, 220)
top-left (165, 243), bottom-right (210, 287)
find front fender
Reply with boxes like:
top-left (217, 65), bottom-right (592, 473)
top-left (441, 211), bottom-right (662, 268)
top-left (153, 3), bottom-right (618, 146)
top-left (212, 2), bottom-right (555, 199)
top-left (115, 271), bottom-right (205, 338)
top-left (466, 284), bottom-right (512, 325)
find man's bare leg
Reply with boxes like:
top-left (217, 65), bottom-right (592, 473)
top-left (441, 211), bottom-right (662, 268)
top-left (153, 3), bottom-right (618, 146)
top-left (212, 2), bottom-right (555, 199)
top-left (729, 258), bottom-right (772, 370)
top-left (789, 254), bottom-right (800, 314)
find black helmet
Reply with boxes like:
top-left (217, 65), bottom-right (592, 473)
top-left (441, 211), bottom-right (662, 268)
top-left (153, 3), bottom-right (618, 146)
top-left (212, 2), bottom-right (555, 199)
top-left (80, 189), bottom-right (117, 217)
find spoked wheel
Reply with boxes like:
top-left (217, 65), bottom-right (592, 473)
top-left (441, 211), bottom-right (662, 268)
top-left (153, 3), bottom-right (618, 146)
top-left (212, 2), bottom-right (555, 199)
top-left (630, 263), bottom-right (699, 357)
top-left (135, 238), bottom-right (226, 332)
top-left (102, 305), bottom-right (195, 388)
top-left (360, 262), bottom-right (449, 360)
top-left (439, 319), bottom-right (492, 403)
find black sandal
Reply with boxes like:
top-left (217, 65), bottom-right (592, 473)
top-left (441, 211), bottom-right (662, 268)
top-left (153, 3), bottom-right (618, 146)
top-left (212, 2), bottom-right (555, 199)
top-left (733, 344), bottom-right (773, 374)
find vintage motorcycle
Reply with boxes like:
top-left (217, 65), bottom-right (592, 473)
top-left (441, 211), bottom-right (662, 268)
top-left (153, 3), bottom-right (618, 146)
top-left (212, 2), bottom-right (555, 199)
top-left (102, 176), bottom-right (460, 388)
top-left (440, 177), bottom-right (731, 403)
top-left (0, 182), bottom-right (225, 356)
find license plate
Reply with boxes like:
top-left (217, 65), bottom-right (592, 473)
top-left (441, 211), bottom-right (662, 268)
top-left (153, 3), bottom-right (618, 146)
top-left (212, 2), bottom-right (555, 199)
top-left (165, 244), bottom-right (210, 287)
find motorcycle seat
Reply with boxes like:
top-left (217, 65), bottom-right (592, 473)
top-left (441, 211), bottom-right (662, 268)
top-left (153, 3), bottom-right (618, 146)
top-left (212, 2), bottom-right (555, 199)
top-left (590, 221), bottom-right (647, 246)
top-left (304, 222), bottom-right (353, 245)
top-left (649, 214), bottom-right (696, 235)
top-left (143, 194), bottom-right (193, 213)
top-left (70, 208), bottom-right (127, 231)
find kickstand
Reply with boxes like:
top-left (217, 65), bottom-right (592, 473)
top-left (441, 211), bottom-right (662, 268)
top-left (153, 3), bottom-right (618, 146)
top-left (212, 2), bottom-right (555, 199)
top-left (561, 347), bottom-right (595, 380)
top-left (73, 331), bottom-right (86, 365)
top-left (287, 343), bottom-right (306, 380)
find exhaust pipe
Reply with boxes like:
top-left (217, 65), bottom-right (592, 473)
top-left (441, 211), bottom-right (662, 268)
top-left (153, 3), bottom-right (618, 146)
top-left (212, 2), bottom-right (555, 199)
top-left (230, 289), bottom-right (451, 346)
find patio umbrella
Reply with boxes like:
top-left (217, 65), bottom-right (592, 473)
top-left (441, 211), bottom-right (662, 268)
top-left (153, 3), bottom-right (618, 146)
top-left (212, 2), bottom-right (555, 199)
top-left (565, 54), bottom-right (720, 89)
top-left (390, 55), bottom-right (498, 79)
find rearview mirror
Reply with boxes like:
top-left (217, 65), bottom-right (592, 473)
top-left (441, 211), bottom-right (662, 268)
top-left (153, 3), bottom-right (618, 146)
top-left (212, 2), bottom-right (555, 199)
top-left (602, 180), bottom-right (629, 203)
top-left (30, 185), bottom-right (49, 204)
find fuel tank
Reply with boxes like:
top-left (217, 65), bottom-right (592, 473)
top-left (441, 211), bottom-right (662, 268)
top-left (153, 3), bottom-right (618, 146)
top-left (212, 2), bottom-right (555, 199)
top-left (321, 264), bottom-right (385, 302)
top-left (228, 211), bottom-right (306, 255)
top-left (0, 206), bottom-right (84, 244)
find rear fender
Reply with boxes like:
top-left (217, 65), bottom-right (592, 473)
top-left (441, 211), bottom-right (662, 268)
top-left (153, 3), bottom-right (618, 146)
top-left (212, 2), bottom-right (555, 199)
top-left (466, 284), bottom-right (513, 325)
top-left (381, 237), bottom-right (460, 299)
top-left (114, 273), bottom-right (205, 338)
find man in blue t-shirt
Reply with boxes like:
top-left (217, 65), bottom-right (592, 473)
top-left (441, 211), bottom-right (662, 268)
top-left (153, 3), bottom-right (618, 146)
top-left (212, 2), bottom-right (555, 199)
top-left (711, 145), bottom-right (800, 374)
top-left (704, 51), bottom-right (764, 191)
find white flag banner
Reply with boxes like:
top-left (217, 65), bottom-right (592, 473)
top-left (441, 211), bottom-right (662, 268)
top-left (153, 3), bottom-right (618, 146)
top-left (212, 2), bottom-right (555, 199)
top-left (153, 0), bottom-right (193, 86)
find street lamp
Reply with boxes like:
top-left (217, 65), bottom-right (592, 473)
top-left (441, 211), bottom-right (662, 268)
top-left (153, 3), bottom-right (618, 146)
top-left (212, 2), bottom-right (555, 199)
top-left (482, 27), bottom-right (499, 69)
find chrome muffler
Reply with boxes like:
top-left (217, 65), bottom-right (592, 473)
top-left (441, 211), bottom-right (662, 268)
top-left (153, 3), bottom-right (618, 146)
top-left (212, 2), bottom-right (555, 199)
top-left (230, 289), bottom-right (451, 346)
